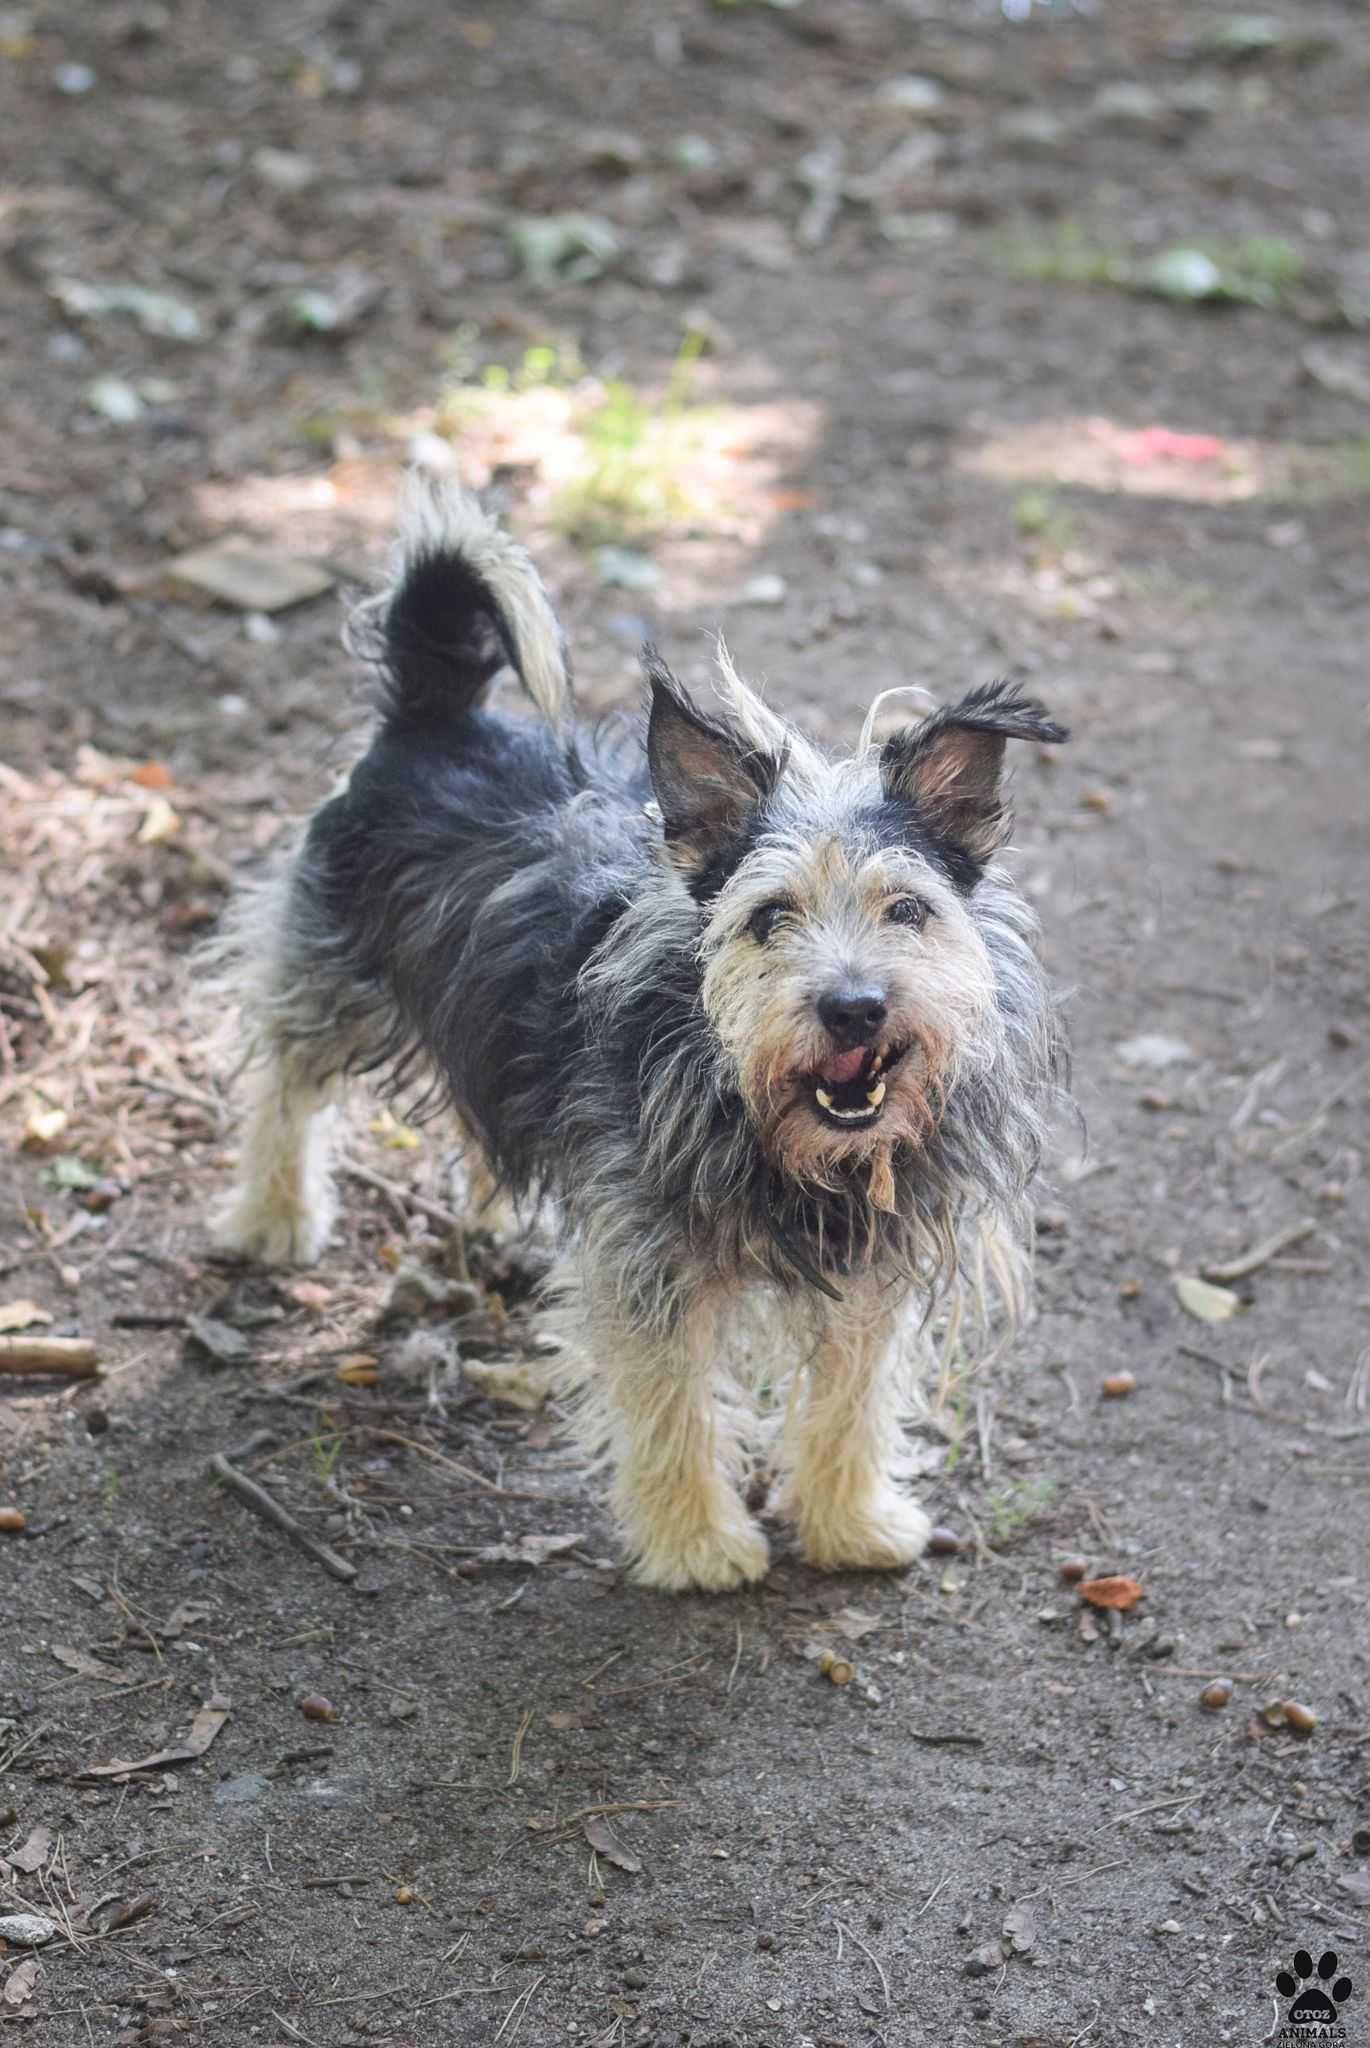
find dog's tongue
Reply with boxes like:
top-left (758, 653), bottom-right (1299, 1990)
top-left (817, 1045), bottom-right (868, 1087)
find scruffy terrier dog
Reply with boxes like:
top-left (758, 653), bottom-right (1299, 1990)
top-left (215, 480), bottom-right (1067, 1592)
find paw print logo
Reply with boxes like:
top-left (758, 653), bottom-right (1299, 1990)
top-left (1276, 1949), bottom-right (1354, 2025)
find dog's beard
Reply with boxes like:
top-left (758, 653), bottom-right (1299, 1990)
top-left (739, 1014), bottom-right (952, 1186)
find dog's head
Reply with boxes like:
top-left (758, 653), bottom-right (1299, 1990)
top-left (645, 652), bottom-right (1067, 1191)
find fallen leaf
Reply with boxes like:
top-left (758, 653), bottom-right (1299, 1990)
top-left (1078, 1575), bottom-right (1143, 1611)
top-left (827, 1606), bottom-right (884, 1642)
top-left (508, 212), bottom-right (621, 286)
top-left (0, 1301), bottom-right (51, 1334)
top-left (186, 1315), bottom-right (252, 1366)
top-left (51, 1645), bottom-right (131, 1684)
top-left (285, 1279), bottom-right (331, 1312)
top-left (470, 1532), bottom-right (583, 1567)
top-left (83, 374), bottom-right (145, 423)
top-left (1003, 1900), bottom-right (1037, 1954)
top-left (2, 1956), bottom-right (38, 2007)
top-left (1202, 13), bottom-right (1284, 57)
top-left (128, 761), bottom-right (172, 789)
top-left (162, 1600), bottom-right (213, 1639)
top-left (137, 796), bottom-right (180, 846)
top-left (81, 1694), bottom-right (230, 1778)
top-left (51, 277), bottom-right (202, 342)
top-left (593, 545), bottom-right (661, 591)
top-left (7, 1826), bottom-right (53, 1875)
top-left (41, 1152), bottom-right (103, 1193)
top-left (583, 1816), bottom-right (641, 1873)
top-left (335, 1358), bottom-right (378, 1386)
top-left (1175, 1274), bottom-right (1239, 1323)
top-left (102, 1893), bottom-right (158, 1932)
top-left (21, 1107), bottom-right (67, 1150)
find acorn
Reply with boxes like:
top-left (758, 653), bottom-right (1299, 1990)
top-left (818, 1649), bottom-right (853, 1686)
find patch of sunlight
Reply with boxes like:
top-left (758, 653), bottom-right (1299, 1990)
top-left (960, 415), bottom-right (1370, 505)
top-left (191, 336), bottom-right (822, 605)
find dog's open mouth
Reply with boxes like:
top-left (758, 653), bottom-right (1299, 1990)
top-left (810, 1042), bottom-right (908, 1129)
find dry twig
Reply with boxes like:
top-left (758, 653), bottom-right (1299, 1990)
top-left (0, 1335), bottom-right (101, 1376)
top-left (208, 1452), bottom-right (357, 1583)
top-left (1201, 1219), bottom-right (1315, 1284)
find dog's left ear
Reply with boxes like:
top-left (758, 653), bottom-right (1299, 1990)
top-left (645, 651), bottom-right (782, 869)
top-left (880, 681), bottom-right (1068, 864)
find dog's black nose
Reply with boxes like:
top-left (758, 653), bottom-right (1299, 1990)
top-left (818, 985), bottom-right (888, 1046)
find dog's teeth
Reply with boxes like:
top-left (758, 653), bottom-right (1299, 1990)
top-left (815, 1086), bottom-right (834, 1109)
top-left (869, 1053), bottom-right (883, 1074)
top-left (866, 1078), bottom-right (886, 1108)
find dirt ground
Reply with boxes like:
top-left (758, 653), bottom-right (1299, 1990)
top-left (2, 3), bottom-right (1369, 2044)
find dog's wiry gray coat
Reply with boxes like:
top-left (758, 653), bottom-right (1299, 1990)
top-left (213, 480), bottom-right (1067, 1590)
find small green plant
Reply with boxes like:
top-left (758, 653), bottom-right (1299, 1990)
top-left (988, 218), bottom-right (1127, 287)
top-left (311, 1431), bottom-right (344, 1485)
top-left (986, 1475), bottom-right (1057, 1547)
top-left (552, 330), bottom-right (708, 546)
top-left (1339, 436), bottom-right (1370, 493)
top-left (938, 1375), bottom-right (972, 1476)
top-left (1013, 486), bottom-right (1074, 553)
top-left (987, 220), bottom-right (1304, 313)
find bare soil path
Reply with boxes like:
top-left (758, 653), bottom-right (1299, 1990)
top-left (1, 5), bottom-right (1367, 2045)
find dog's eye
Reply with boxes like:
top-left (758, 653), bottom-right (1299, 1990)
top-left (749, 901), bottom-right (792, 945)
top-left (885, 895), bottom-right (929, 931)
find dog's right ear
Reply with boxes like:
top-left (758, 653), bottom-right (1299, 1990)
top-left (645, 651), bottom-right (781, 871)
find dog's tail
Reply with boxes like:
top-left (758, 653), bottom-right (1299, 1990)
top-left (354, 473), bottom-right (571, 731)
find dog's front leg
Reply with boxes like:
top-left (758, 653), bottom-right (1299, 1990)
top-left (581, 1283), bottom-right (769, 1594)
top-left (784, 1286), bottom-right (931, 1572)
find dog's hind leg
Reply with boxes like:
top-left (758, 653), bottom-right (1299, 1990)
top-left (215, 1039), bottom-right (345, 1266)
top-left (210, 860), bottom-right (386, 1267)
top-left (572, 1271), bottom-right (769, 1594)
top-left (454, 1120), bottom-right (519, 1238)
top-left (781, 1285), bottom-right (931, 1571)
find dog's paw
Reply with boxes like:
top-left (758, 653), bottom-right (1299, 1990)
top-left (798, 1489), bottom-right (931, 1573)
top-left (630, 1514), bottom-right (771, 1595)
top-left (211, 1191), bottom-right (333, 1267)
